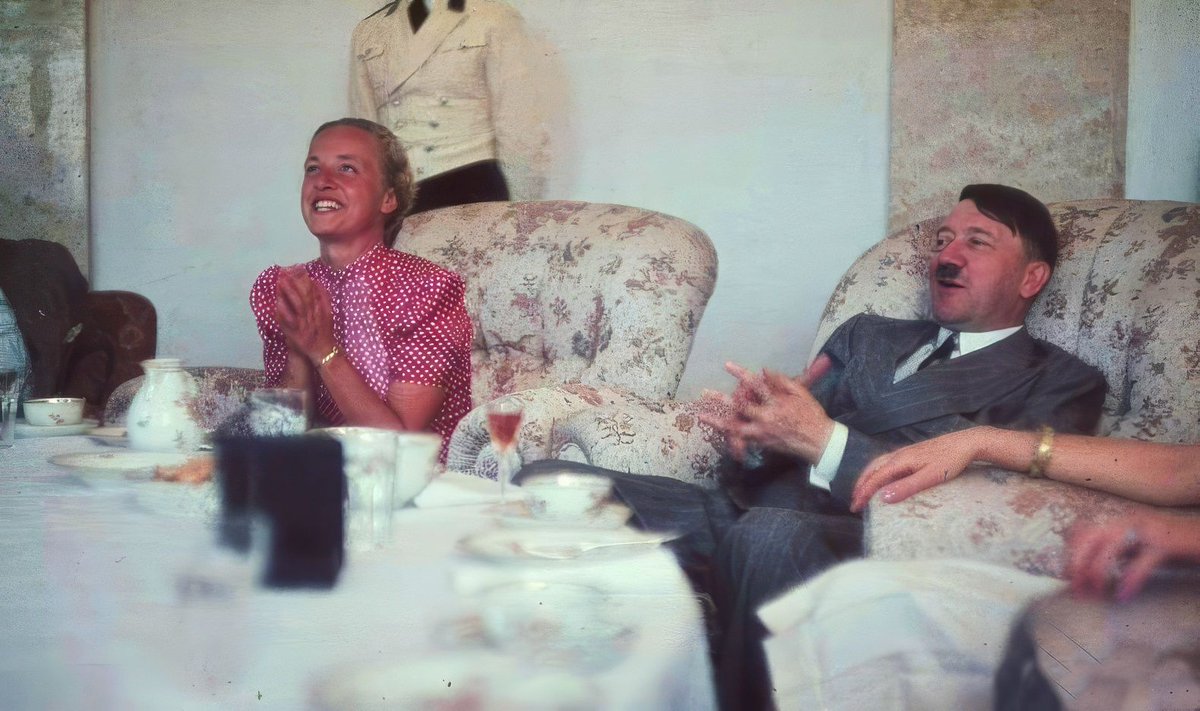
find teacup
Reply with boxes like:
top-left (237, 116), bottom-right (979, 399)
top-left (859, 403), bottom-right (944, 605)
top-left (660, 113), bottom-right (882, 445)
top-left (23, 397), bottom-right (85, 426)
top-left (520, 472), bottom-right (614, 520)
top-left (394, 432), bottom-right (442, 506)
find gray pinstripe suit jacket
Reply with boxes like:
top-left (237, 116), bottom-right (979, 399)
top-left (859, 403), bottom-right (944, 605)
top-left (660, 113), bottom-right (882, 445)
top-left (813, 314), bottom-right (1108, 504)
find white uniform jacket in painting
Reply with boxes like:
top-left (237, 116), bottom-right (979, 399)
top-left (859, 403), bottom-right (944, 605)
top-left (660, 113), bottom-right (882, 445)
top-left (350, 0), bottom-right (550, 199)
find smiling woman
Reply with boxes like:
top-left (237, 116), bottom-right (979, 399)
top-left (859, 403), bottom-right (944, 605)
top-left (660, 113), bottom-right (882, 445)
top-left (248, 118), bottom-right (473, 460)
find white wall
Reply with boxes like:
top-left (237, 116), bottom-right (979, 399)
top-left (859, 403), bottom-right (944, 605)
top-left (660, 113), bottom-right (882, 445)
top-left (89, 0), bottom-right (892, 398)
top-left (1126, 0), bottom-right (1200, 202)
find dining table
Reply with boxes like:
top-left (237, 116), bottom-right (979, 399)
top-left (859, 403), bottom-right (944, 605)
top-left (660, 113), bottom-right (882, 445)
top-left (0, 433), bottom-right (716, 710)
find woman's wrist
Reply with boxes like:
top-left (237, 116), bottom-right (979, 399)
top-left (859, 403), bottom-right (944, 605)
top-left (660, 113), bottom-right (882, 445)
top-left (316, 344), bottom-right (340, 369)
top-left (300, 339), bottom-right (338, 366)
top-left (967, 426), bottom-right (1001, 463)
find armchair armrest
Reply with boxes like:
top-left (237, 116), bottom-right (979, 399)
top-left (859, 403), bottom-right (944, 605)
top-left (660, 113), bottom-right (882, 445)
top-left (446, 384), bottom-right (728, 488)
top-left (446, 382), bottom-right (641, 478)
top-left (864, 466), bottom-right (1166, 578)
top-left (550, 395), bottom-right (728, 488)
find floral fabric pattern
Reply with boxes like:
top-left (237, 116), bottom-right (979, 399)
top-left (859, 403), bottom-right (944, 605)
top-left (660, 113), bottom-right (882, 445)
top-left (394, 201), bottom-right (718, 476)
top-left (104, 366), bottom-right (266, 431)
top-left (554, 199), bottom-right (1200, 575)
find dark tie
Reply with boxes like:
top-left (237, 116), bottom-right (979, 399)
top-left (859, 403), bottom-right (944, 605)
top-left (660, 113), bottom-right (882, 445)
top-left (408, 0), bottom-right (429, 32)
top-left (918, 332), bottom-right (958, 371)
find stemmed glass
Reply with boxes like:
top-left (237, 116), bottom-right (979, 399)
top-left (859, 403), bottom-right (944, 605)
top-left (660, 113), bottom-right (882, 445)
top-left (486, 396), bottom-right (524, 501)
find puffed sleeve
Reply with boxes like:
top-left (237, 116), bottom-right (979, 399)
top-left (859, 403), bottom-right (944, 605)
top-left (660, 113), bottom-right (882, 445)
top-left (249, 266), bottom-right (288, 387)
top-left (385, 269), bottom-right (472, 390)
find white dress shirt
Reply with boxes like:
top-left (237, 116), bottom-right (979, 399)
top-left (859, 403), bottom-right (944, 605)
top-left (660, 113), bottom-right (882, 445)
top-left (808, 325), bottom-right (1023, 492)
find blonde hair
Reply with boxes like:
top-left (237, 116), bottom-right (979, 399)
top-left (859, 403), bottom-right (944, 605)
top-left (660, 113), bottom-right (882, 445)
top-left (312, 118), bottom-right (417, 247)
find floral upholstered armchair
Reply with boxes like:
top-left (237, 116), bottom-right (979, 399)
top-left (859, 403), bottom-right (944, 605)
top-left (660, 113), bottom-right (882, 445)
top-left (394, 201), bottom-right (718, 477)
top-left (557, 199), bottom-right (1200, 574)
top-left (850, 199), bottom-right (1200, 574)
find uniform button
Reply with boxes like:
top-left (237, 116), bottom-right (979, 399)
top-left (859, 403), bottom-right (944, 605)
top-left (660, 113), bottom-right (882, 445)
top-left (429, 121), bottom-right (439, 128)
top-left (439, 97), bottom-right (448, 105)
top-left (424, 145), bottom-right (435, 152)
top-left (392, 99), bottom-right (401, 106)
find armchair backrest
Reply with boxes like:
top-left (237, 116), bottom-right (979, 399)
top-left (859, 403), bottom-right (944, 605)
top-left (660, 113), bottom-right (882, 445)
top-left (812, 199), bottom-right (1200, 443)
top-left (396, 201), bottom-right (718, 404)
top-left (67, 290), bottom-right (157, 410)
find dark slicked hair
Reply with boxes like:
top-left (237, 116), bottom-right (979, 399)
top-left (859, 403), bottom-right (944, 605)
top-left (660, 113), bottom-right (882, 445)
top-left (959, 184), bottom-right (1058, 270)
top-left (312, 118), bottom-right (417, 247)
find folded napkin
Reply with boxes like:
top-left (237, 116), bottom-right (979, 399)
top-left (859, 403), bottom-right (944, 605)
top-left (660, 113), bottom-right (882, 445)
top-left (415, 470), bottom-right (504, 508)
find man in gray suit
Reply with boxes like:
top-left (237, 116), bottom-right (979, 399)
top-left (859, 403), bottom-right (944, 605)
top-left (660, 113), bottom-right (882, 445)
top-left (548, 183), bottom-right (1108, 709)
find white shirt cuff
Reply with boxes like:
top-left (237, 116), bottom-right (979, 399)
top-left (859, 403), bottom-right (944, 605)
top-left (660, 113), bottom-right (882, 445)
top-left (808, 422), bottom-right (848, 492)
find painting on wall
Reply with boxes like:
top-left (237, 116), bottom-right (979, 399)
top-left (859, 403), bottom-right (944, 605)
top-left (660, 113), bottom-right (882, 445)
top-left (0, 0), bottom-right (89, 272)
top-left (889, 0), bottom-right (1130, 230)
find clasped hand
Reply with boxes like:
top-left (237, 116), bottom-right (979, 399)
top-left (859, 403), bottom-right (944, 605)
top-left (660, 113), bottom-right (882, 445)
top-left (699, 354), bottom-right (835, 463)
top-left (275, 268), bottom-right (337, 365)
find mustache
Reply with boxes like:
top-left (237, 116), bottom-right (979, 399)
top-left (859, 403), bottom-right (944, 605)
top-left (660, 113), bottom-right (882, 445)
top-left (934, 264), bottom-right (961, 281)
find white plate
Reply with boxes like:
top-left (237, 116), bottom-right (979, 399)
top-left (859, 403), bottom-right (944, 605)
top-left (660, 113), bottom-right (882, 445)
top-left (494, 500), bottom-right (633, 530)
top-left (458, 526), bottom-right (673, 562)
top-left (88, 425), bottom-right (128, 439)
top-left (476, 580), bottom-right (635, 673)
top-left (311, 652), bottom-right (500, 710)
top-left (15, 418), bottom-right (99, 438)
top-left (49, 450), bottom-right (193, 472)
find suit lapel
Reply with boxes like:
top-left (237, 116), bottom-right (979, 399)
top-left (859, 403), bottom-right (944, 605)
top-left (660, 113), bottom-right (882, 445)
top-left (850, 319), bottom-right (940, 402)
top-left (384, 1), bottom-right (468, 97)
top-left (841, 328), bottom-right (1040, 435)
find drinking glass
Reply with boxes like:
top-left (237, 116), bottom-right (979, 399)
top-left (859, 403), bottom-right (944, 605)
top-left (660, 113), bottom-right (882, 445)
top-left (486, 396), bottom-right (524, 501)
top-left (248, 388), bottom-right (309, 436)
top-left (331, 428), bottom-right (399, 552)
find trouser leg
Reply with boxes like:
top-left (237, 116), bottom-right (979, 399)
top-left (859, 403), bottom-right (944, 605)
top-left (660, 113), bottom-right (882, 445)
top-left (714, 507), bottom-right (862, 710)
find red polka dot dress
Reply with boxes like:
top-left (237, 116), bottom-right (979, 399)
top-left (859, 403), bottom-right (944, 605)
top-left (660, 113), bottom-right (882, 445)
top-left (250, 244), bottom-right (473, 461)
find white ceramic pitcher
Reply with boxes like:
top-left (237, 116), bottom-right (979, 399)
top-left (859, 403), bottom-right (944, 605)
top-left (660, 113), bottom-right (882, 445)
top-left (127, 358), bottom-right (203, 452)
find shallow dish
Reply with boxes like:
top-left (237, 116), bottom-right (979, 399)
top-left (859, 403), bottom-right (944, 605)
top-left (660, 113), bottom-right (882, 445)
top-left (88, 426), bottom-right (128, 439)
top-left (23, 397), bottom-right (85, 426)
top-left (458, 526), bottom-right (672, 562)
top-left (50, 450), bottom-right (193, 472)
top-left (476, 580), bottom-right (634, 673)
top-left (15, 418), bottom-right (99, 438)
top-left (311, 652), bottom-right (498, 710)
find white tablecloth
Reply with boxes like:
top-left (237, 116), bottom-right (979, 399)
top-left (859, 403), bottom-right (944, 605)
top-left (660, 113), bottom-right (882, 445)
top-left (759, 558), bottom-right (1061, 711)
top-left (0, 436), bottom-right (715, 710)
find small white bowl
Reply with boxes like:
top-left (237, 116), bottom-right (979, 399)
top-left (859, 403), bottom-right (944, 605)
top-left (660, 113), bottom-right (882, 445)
top-left (23, 397), bottom-right (85, 427)
top-left (308, 427), bottom-right (441, 507)
top-left (520, 471), bottom-right (614, 520)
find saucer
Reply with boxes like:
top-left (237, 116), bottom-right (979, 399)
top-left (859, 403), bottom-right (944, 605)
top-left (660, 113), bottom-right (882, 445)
top-left (494, 499), bottom-right (633, 530)
top-left (476, 580), bottom-right (635, 673)
top-left (312, 652), bottom-right (498, 710)
top-left (458, 526), bottom-right (672, 562)
top-left (50, 450), bottom-right (193, 472)
top-left (88, 425), bottom-right (128, 439)
top-left (15, 418), bottom-right (99, 438)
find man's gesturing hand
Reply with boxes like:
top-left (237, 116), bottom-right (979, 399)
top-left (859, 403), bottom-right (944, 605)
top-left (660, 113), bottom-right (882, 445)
top-left (700, 355), bottom-right (836, 462)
